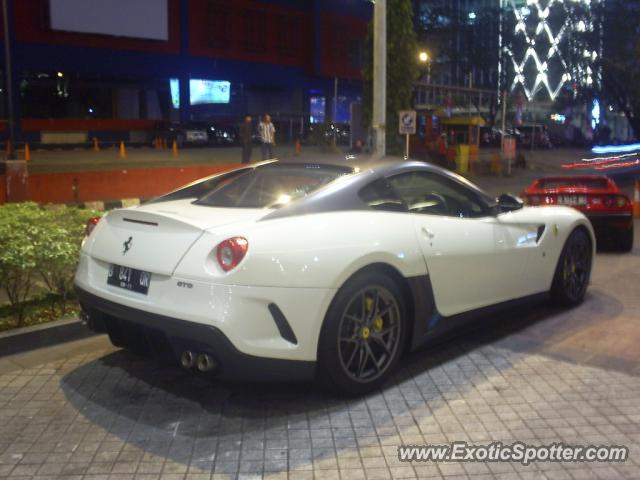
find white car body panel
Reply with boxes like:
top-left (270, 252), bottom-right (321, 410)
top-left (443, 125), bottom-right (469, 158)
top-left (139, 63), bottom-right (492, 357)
top-left (75, 161), bottom-right (595, 366)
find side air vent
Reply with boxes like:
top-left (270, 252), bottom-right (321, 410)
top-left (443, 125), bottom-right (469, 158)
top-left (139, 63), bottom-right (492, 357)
top-left (268, 303), bottom-right (298, 345)
top-left (536, 225), bottom-right (546, 243)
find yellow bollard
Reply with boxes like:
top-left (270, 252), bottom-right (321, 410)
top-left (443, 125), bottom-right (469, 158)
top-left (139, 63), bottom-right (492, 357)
top-left (93, 137), bottom-right (100, 152)
top-left (172, 139), bottom-right (179, 158)
top-left (119, 141), bottom-right (126, 159)
top-left (24, 143), bottom-right (30, 161)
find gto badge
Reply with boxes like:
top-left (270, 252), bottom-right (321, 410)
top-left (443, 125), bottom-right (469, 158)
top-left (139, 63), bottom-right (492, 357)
top-left (553, 224), bottom-right (559, 237)
top-left (122, 236), bottom-right (133, 255)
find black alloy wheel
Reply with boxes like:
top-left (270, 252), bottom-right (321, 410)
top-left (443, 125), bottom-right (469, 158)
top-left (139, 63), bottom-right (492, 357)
top-left (551, 229), bottom-right (592, 306)
top-left (318, 271), bottom-right (406, 395)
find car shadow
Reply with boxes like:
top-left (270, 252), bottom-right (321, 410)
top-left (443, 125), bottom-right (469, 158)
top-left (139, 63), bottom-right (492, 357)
top-left (59, 291), bottom-right (626, 474)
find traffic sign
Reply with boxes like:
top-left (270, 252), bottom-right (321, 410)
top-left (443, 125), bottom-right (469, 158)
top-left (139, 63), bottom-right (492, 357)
top-left (398, 110), bottom-right (416, 135)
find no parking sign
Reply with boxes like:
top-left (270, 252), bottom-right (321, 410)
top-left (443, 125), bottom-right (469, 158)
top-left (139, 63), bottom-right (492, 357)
top-left (399, 110), bottom-right (416, 159)
top-left (398, 110), bottom-right (417, 135)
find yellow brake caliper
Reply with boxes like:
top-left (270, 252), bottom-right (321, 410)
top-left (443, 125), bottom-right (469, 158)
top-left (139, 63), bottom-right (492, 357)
top-left (365, 295), bottom-right (384, 334)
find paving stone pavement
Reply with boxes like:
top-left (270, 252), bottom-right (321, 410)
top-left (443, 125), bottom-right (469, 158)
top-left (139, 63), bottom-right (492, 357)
top-left (0, 229), bottom-right (639, 480)
top-left (0, 326), bottom-right (638, 480)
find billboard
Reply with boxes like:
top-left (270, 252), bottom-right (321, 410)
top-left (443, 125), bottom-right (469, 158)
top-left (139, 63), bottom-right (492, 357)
top-left (49, 0), bottom-right (168, 41)
top-left (189, 80), bottom-right (231, 105)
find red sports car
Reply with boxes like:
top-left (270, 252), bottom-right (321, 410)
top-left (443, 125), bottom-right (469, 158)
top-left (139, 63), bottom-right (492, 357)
top-left (523, 175), bottom-right (634, 251)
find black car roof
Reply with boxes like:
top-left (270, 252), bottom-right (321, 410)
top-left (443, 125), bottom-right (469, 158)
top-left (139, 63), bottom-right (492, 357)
top-left (261, 156), bottom-right (495, 220)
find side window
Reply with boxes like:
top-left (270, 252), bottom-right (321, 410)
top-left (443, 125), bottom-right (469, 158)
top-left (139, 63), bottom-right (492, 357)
top-left (358, 178), bottom-right (407, 212)
top-left (388, 172), bottom-right (488, 218)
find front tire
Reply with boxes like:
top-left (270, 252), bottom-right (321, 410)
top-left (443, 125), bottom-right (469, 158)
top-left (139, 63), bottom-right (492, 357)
top-left (550, 229), bottom-right (593, 306)
top-left (318, 271), bottom-right (406, 396)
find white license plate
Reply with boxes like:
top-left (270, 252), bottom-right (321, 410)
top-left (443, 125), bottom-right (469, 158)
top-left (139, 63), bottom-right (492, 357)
top-left (558, 195), bottom-right (587, 206)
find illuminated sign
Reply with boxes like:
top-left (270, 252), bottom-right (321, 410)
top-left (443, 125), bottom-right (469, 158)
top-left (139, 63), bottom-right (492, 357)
top-left (170, 78), bottom-right (180, 109)
top-left (501, 0), bottom-right (603, 101)
top-left (189, 80), bottom-right (231, 105)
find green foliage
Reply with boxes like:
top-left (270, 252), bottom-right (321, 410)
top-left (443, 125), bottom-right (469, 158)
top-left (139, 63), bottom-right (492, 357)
top-left (0, 203), bottom-right (101, 327)
top-left (362, 0), bottom-right (419, 154)
top-left (0, 203), bottom-right (42, 324)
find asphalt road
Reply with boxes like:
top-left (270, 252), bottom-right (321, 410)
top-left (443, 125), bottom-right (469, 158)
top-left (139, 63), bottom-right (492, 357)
top-left (0, 223), bottom-right (638, 479)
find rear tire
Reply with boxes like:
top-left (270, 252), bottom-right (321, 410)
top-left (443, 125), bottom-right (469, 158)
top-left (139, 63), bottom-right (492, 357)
top-left (318, 271), bottom-right (406, 396)
top-left (618, 227), bottom-right (634, 252)
top-left (550, 229), bottom-right (592, 306)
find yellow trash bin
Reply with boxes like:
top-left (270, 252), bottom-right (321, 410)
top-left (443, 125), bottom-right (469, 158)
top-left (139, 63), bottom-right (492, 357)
top-left (457, 144), bottom-right (470, 174)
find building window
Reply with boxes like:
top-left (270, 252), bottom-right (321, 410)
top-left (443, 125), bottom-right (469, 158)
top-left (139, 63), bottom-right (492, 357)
top-left (205, 2), bottom-right (232, 49)
top-left (275, 14), bottom-right (297, 58)
top-left (243, 10), bottom-right (265, 54)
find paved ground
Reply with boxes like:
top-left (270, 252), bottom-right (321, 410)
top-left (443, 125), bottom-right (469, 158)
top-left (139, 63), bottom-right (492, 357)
top-left (1, 224), bottom-right (639, 479)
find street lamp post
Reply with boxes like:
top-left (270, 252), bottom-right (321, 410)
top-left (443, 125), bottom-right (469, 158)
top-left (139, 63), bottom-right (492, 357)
top-left (418, 51), bottom-right (431, 83)
top-left (372, 0), bottom-right (386, 158)
top-left (2, 0), bottom-right (16, 160)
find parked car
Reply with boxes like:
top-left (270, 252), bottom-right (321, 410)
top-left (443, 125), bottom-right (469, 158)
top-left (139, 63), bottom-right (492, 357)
top-left (76, 159), bottom-right (594, 394)
top-left (479, 126), bottom-right (502, 147)
top-left (196, 121), bottom-right (239, 146)
top-left (516, 125), bottom-right (554, 149)
top-left (153, 122), bottom-right (208, 147)
top-left (523, 175), bottom-right (633, 251)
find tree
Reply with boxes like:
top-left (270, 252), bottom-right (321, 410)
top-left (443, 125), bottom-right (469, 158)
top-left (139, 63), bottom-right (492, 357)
top-left (598, 0), bottom-right (640, 137)
top-left (362, 0), bottom-right (418, 154)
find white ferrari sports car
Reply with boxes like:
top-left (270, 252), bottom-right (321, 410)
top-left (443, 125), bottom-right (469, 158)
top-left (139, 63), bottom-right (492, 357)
top-left (75, 158), bottom-right (594, 394)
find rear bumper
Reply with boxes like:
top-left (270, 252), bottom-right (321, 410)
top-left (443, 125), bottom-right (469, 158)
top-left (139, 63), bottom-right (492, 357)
top-left (585, 213), bottom-right (633, 233)
top-left (76, 286), bottom-right (316, 381)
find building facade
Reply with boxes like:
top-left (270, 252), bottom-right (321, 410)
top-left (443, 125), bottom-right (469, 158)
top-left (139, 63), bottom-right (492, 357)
top-left (414, 0), bottom-right (501, 90)
top-left (500, 0), bottom-right (604, 102)
top-left (1, 0), bottom-right (370, 143)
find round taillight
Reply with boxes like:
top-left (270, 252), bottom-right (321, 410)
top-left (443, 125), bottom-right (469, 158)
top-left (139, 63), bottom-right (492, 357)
top-left (215, 237), bottom-right (248, 272)
top-left (616, 195), bottom-right (629, 208)
top-left (85, 216), bottom-right (101, 237)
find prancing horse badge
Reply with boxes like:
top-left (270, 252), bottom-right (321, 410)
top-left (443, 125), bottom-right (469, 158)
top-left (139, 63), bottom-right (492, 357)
top-left (123, 236), bottom-right (133, 255)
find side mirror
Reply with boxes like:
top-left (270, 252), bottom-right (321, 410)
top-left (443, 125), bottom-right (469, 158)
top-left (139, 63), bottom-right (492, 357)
top-left (497, 193), bottom-right (524, 213)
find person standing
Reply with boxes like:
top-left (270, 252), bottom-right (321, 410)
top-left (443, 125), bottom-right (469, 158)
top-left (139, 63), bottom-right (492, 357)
top-left (258, 114), bottom-right (276, 160)
top-left (239, 115), bottom-right (253, 164)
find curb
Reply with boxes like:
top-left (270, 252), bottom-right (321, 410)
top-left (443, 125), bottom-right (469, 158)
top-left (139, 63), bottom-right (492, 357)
top-left (0, 318), bottom-right (99, 358)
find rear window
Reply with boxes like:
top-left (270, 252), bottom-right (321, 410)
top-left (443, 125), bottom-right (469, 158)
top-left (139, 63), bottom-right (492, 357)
top-left (193, 163), bottom-right (352, 208)
top-left (538, 178), bottom-right (609, 189)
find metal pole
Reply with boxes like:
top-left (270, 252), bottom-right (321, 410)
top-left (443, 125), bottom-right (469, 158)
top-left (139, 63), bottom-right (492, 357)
top-left (2, 0), bottom-right (16, 160)
top-left (501, 90), bottom-right (510, 176)
top-left (531, 108), bottom-right (535, 152)
top-left (405, 134), bottom-right (409, 160)
top-left (372, 0), bottom-right (386, 158)
top-left (333, 76), bottom-right (338, 123)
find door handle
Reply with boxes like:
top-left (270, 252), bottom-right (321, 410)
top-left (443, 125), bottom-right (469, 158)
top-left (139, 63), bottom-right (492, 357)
top-left (422, 227), bottom-right (435, 239)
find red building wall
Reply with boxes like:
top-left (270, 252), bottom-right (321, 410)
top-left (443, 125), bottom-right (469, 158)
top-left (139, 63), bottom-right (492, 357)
top-left (319, 12), bottom-right (367, 79)
top-left (188, 0), bottom-right (313, 70)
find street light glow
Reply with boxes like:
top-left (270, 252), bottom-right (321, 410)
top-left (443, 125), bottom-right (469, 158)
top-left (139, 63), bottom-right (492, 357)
top-left (419, 51), bottom-right (429, 63)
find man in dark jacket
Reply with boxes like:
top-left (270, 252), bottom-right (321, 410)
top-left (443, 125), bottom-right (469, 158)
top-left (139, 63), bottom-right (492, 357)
top-left (239, 115), bottom-right (253, 163)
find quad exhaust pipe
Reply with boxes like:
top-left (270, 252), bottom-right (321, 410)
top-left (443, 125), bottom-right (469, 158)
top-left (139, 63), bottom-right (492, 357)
top-left (180, 351), bottom-right (216, 372)
top-left (196, 353), bottom-right (216, 372)
top-left (180, 350), bottom-right (195, 368)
